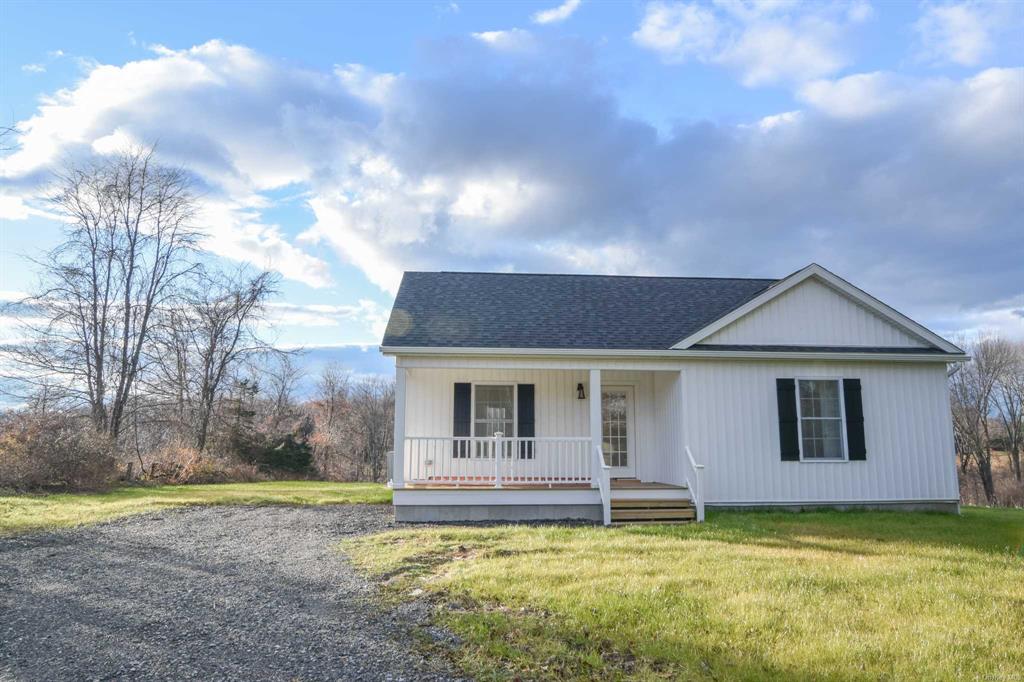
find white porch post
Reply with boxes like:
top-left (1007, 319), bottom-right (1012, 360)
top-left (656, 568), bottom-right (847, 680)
top-left (589, 368), bottom-right (601, 487)
top-left (393, 365), bottom-right (407, 489)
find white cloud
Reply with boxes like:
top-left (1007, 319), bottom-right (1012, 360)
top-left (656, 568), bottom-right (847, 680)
top-left (934, 295), bottom-right (1024, 341)
top-left (266, 299), bottom-right (390, 338)
top-left (633, 1), bottom-right (860, 87)
top-left (199, 199), bottom-right (333, 289)
top-left (0, 194), bottom-right (61, 222)
top-left (0, 290), bottom-right (31, 302)
top-left (1, 40), bottom-right (360, 289)
top-left (914, 2), bottom-right (992, 66)
top-left (334, 63), bottom-right (398, 105)
top-left (21, 63), bottom-right (46, 74)
top-left (471, 29), bottom-right (536, 52)
top-left (753, 109), bottom-right (802, 130)
top-left (633, 2), bottom-right (719, 63)
top-left (846, 0), bottom-right (874, 24)
top-left (718, 18), bottom-right (845, 87)
top-left (450, 176), bottom-right (548, 225)
top-left (532, 0), bottom-right (582, 25)
top-left (798, 72), bottom-right (913, 119)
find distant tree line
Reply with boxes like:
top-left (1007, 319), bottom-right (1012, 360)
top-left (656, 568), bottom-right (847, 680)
top-left (950, 337), bottom-right (1024, 506)
top-left (0, 146), bottom-right (393, 490)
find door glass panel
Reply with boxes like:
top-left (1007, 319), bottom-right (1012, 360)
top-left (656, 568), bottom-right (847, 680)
top-left (602, 390), bottom-right (629, 468)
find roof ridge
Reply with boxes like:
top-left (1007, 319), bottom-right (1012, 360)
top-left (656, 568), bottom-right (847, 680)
top-left (409, 271), bottom-right (779, 282)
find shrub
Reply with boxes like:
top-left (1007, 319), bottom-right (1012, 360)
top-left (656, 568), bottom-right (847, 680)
top-left (239, 434), bottom-right (314, 474)
top-left (0, 412), bottom-right (118, 491)
top-left (140, 441), bottom-right (265, 484)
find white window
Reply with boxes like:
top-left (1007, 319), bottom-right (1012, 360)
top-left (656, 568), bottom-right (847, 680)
top-left (797, 379), bottom-right (847, 460)
top-left (473, 384), bottom-right (515, 458)
top-left (473, 384), bottom-right (515, 437)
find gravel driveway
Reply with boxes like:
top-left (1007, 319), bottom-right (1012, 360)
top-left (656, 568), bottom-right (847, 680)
top-left (0, 505), bottom-right (463, 681)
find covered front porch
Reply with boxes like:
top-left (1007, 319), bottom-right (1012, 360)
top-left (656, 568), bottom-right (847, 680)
top-left (391, 365), bottom-right (704, 524)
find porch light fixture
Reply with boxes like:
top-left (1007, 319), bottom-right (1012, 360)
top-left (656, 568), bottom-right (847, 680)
top-left (577, 383), bottom-right (586, 400)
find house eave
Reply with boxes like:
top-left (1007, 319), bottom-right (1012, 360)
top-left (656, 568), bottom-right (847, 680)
top-left (380, 345), bottom-right (969, 363)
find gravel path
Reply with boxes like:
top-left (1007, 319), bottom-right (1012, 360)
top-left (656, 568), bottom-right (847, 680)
top-left (0, 505), bottom-right (463, 681)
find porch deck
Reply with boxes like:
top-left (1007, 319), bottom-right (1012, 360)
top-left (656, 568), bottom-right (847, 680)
top-left (402, 478), bottom-right (687, 492)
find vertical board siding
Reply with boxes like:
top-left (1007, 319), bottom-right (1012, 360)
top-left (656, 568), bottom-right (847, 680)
top-left (680, 360), bottom-right (959, 504)
top-left (405, 369), bottom-right (665, 481)
top-left (653, 371), bottom-right (684, 486)
top-left (704, 278), bottom-right (928, 347)
top-left (402, 360), bottom-right (959, 504)
top-left (406, 368), bottom-right (591, 439)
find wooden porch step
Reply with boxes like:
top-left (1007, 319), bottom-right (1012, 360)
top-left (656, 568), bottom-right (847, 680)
top-left (611, 499), bottom-right (694, 509)
top-left (612, 508), bottom-right (696, 520)
top-left (610, 498), bottom-right (696, 524)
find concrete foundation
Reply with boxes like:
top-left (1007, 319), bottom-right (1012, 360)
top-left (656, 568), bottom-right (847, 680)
top-left (395, 503), bottom-right (603, 523)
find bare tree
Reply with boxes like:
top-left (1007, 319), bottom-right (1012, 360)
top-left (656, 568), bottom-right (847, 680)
top-left (5, 146), bottom-right (200, 438)
top-left (308, 363), bottom-right (353, 478)
top-left (347, 376), bottom-right (394, 482)
top-left (314, 363), bottom-right (352, 432)
top-left (0, 125), bottom-right (16, 151)
top-left (263, 353), bottom-right (305, 433)
top-left (950, 337), bottom-right (1016, 503)
top-left (146, 268), bottom-right (278, 451)
top-left (993, 341), bottom-right (1024, 481)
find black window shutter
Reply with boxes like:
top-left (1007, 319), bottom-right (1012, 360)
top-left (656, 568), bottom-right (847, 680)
top-left (517, 384), bottom-right (535, 459)
top-left (453, 383), bottom-right (471, 457)
top-left (776, 378), bottom-right (800, 461)
top-left (843, 379), bottom-right (866, 460)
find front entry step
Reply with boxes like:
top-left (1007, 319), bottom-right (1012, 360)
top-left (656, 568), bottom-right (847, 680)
top-left (610, 498), bottom-right (696, 525)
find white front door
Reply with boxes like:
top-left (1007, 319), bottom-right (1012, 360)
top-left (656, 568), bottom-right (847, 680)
top-left (601, 386), bottom-right (636, 478)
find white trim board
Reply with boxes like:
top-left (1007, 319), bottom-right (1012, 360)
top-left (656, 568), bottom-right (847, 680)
top-left (670, 263), bottom-right (963, 354)
top-left (393, 488), bottom-right (601, 506)
top-left (388, 350), bottom-right (968, 370)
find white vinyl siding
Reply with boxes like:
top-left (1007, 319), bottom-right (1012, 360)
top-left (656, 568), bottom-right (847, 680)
top-left (703, 278), bottom-right (930, 348)
top-left (679, 360), bottom-right (959, 504)
top-left (398, 357), bottom-right (959, 505)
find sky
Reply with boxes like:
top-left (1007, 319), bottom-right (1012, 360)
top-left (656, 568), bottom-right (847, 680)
top-left (1, 0), bottom-right (1022, 379)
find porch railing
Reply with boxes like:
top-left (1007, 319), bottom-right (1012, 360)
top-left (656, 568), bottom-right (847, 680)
top-left (403, 436), bottom-right (593, 487)
top-left (683, 445), bottom-right (705, 522)
top-left (592, 442), bottom-right (612, 526)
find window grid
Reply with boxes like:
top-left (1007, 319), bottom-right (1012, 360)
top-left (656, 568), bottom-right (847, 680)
top-left (797, 379), bottom-right (846, 460)
top-left (472, 384), bottom-right (515, 458)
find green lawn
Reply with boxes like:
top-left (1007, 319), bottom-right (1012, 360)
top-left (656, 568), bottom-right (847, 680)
top-left (0, 481), bottom-right (391, 535)
top-left (346, 508), bottom-right (1024, 681)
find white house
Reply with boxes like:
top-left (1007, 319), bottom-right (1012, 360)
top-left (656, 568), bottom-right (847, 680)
top-left (380, 264), bottom-right (967, 525)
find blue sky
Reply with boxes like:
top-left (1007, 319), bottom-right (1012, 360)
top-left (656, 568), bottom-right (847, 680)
top-left (1, 0), bottom-right (1022, 377)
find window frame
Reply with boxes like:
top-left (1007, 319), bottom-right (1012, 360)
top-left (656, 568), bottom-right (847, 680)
top-left (468, 382), bottom-right (517, 460)
top-left (794, 377), bottom-right (849, 463)
top-left (469, 381), bottom-right (517, 439)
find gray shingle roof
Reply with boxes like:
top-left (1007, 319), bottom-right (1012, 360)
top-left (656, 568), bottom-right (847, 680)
top-left (382, 272), bottom-right (778, 350)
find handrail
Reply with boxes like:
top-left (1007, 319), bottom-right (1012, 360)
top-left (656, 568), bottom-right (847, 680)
top-left (402, 436), bottom-right (593, 486)
top-left (683, 445), bottom-right (705, 522)
top-left (592, 443), bottom-right (612, 526)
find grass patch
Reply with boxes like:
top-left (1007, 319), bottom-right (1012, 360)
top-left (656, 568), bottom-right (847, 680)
top-left (0, 481), bottom-right (391, 536)
top-left (346, 508), bottom-right (1024, 680)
